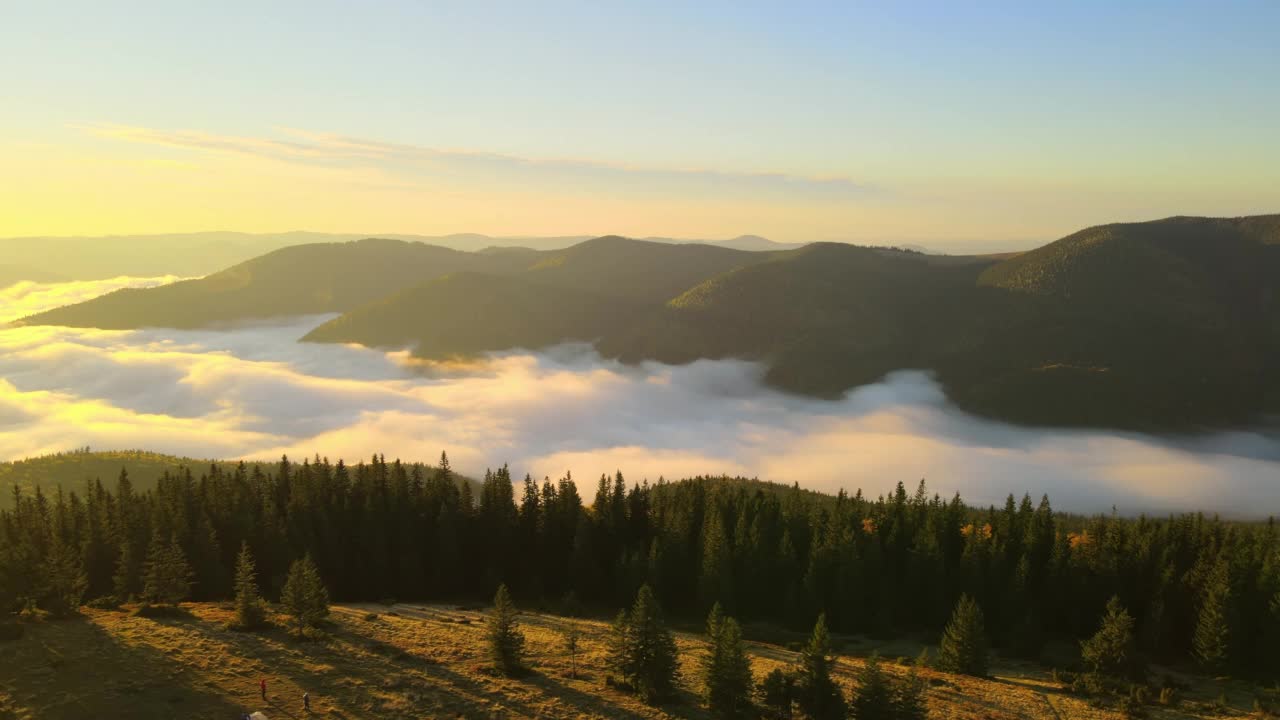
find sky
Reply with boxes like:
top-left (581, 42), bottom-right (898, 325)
top-left (2, 1), bottom-right (1278, 250)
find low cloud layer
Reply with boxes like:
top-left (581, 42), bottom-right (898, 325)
top-left (0, 275), bottom-right (187, 323)
top-left (2, 290), bottom-right (1278, 516)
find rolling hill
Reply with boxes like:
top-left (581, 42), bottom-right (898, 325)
top-left (302, 237), bottom-right (766, 356)
top-left (17, 215), bottom-right (1280, 429)
top-left (17, 238), bottom-right (530, 329)
top-left (937, 215), bottom-right (1280, 427)
top-left (600, 244), bottom-right (993, 395)
top-left (0, 449), bottom-right (476, 509)
top-left (302, 272), bottom-right (643, 358)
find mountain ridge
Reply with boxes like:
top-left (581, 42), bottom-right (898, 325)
top-left (16, 214), bottom-right (1280, 429)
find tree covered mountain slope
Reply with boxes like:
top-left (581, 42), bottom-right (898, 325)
top-left (16, 238), bottom-right (528, 329)
top-left (16, 216), bottom-right (1280, 428)
top-left (599, 244), bottom-right (994, 395)
top-left (301, 236), bottom-right (766, 356)
top-left (936, 215), bottom-right (1280, 427)
top-left (301, 272), bottom-right (645, 358)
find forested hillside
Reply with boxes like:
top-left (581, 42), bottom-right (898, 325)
top-left (3, 453), bottom-right (1277, 682)
top-left (18, 215), bottom-right (1280, 429)
top-left (17, 238), bottom-right (531, 329)
top-left (0, 449), bottom-right (475, 509)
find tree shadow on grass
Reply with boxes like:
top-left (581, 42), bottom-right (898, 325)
top-left (0, 614), bottom-right (247, 720)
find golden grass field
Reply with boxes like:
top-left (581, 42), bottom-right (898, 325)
top-left (0, 602), bottom-right (1266, 720)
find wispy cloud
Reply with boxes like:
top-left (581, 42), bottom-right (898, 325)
top-left (72, 123), bottom-right (870, 197)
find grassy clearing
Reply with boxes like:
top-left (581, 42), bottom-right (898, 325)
top-left (0, 603), bottom-right (1263, 719)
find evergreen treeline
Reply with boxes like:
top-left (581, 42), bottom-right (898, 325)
top-left (2, 453), bottom-right (1278, 679)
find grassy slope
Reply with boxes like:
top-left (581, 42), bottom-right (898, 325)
top-left (0, 602), bottom-right (1257, 720)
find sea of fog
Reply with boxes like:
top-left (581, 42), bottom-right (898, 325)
top-left (2, 277), bottom-right (1279, 517)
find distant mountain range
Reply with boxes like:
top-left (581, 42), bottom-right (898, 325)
top-left (0, 231), bottom-right (810, 282)
top-left (17, 215), bottom-right (1280, 430)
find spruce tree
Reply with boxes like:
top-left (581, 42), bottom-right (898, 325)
top-left (758, 667), bottom-right (795, 720)
top-left (794, 613), bottom-right (846, 720)
top-left (1081, 595), bottom-right (1140, 680)
top-left (1193, 560), bottom-right (1230, 672)
top-left (849, 653), bottom-right (928, 720)
top-left (232, 542), bottom-right (267, 630)
top-left (848, 654), bottom-right (893, 720)
top-left (937, 594), bottom-right (988, 677)
top-left (703, 603), bottom-right (754, 719)
top-left (488, 583), bottom-right (526, 675)
top-left (112, 537), bottom-right (138, 601)
top-left (892, 665), bottom-right (929, 720)
top-left (42, 535), bottom-right (87, 618)
top-left (611, 584), bottom-right (679, 703)
top-left (281, 554), bottom-right (330, 636)
top-left (142, 535), bottom-right (192, 606)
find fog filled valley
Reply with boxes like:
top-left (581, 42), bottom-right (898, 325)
top-left (4, 276), bottom-right (1280, 517)
top-left (9, 5), bottom-right (1280, 717)
top-left (5, 232), bottom-right (1280, 720)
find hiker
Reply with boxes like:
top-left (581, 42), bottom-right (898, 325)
top-left (303, 691), bottom-right (310, 711)
top-left (259, 678), bottom-right (267, 701)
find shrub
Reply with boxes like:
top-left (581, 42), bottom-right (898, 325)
top-left (1119, 696), bottom-right (1147, 719)
top-left (0, 623), bottom-right (24, 642)
top-left (86, 595), bottom-right (122, 610)
top-left (133, 602), bottom-right (187, 618)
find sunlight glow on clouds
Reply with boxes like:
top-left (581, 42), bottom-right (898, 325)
top-left (0, 276), bottom-right (188, 324)
top-left (2, 311), bottom-right (1278, 516)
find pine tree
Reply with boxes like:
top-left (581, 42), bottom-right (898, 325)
top-left (564, 623), bottom-right (582, 679)
top-left (112, 537), bottom-right (138, 601)
top-left (937, 594), bottom-right (988, 677)
top-left (611, 584), bottom-right (679, 703)
top-left (281, 554), bottom-right (329, 636)
top-left (891, 665), bottom-right (929, 720)
top-left (142, 535), bottom-right (193, 606)
top-left (1081, 595), bottom-right (1141, 680)
top-left (758, 667), bottom-right (795, 720)
top-left (703, 603), bottom-right (754, 719)
top-left (848, 653), bottom-right (893, 720)
top-left (1193, 560), bottom-right (1230, 672)
top-left (42, 535), bottom-right (87, 618)
top-left (848, 653), bottom-right (928, 720)
top-left (232, 542), bottom-right (267, 630)
top-left (794, 613), bottom-right (846, 720)
top-left (488, 583), bottom-right (526, 675)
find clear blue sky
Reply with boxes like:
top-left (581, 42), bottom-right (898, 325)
top-left (2, 0), bottom-right (1277, 248)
